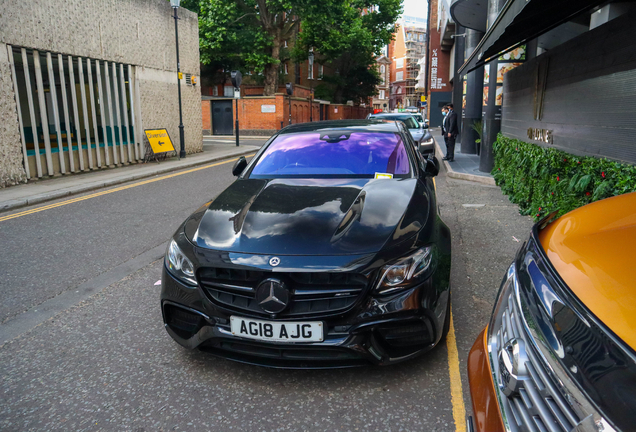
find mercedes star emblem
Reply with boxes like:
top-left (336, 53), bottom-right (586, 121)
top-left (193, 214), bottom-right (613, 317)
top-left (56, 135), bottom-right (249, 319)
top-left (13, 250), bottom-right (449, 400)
top-left (269, 256), bottom-right (281, 267)
top-left (255, 278), bottom-right (289, 314)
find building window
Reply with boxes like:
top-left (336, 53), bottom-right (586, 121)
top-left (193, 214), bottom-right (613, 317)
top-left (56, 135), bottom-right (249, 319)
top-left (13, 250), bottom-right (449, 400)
top-left (396, 71), bottom-right (403, 81)
top-left (419, 34), bottom-right (424, 42)
top-left (396, 58), bottom-right (404, 69)
top-left (212, 86), bottom-right (218, 96)
top-left (380, 65), bottom-right (385, 74)
top-left (284, 63), bottom-right (288, 74)
top-left (224, 85), bottom-right (234, 97)
top-left (318, 64), bottom-right (323, 79)
top-left (379, 90), bottom-right (385, 99)
top-left (308, 63), bottom-right (313, 79)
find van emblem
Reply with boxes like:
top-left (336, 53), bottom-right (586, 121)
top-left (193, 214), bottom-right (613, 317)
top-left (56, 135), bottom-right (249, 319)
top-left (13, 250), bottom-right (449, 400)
top-left (498, 338), bottom-right (529, 397)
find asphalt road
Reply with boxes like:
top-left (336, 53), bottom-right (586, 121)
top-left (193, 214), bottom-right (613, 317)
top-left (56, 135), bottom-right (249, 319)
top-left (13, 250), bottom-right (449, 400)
top-left (0, 155), bottom-right (534, 431)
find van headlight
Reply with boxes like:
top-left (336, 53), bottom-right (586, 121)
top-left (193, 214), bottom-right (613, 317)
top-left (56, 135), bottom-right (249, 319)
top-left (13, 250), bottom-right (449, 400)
top-left (375, 246), bottom-right (436, 294)
top-left (165, 240), bottom-right (197, 286)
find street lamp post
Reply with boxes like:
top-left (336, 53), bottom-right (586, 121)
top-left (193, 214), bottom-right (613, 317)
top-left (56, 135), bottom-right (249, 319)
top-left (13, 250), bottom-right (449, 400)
top-left (285, 82), bottom-right (293, 125)
top-left (231, 71), bottom-right (242, 147)
top-left (170, 0), bottom-right (186, 159)
top-left (308, 51), bottom-right (314, 122)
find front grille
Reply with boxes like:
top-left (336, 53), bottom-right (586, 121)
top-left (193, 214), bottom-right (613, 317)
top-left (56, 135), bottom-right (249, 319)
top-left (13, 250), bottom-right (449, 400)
top-left (490, 280), bottom-right (581, 432)
top-left (200, 339), bottom-right (369, 368)
top-left (164, 303), bottom-right (205, 339)
top-left (377, 320), bottom-right (433, 347)
top-left (198, 267), bottom-right (368, 318)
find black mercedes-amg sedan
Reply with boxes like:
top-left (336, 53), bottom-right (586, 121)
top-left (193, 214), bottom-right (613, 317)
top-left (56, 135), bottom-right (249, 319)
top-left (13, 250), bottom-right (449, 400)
top-left (161, 120), bottom-right (452, 368)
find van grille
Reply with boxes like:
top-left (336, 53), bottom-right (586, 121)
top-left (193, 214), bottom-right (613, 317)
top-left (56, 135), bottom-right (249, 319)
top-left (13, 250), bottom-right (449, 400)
top-left (490, 283), bottom-right (581, 432)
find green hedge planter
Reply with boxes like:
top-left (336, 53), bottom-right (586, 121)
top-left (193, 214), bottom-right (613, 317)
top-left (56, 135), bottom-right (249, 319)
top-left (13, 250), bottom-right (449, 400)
top-left (492, 134), bottom-right (636, 221)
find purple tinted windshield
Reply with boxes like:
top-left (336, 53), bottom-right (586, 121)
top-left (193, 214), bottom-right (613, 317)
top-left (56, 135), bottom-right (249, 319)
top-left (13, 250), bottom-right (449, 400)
top-left (250, 132), bottom-right (411, 177)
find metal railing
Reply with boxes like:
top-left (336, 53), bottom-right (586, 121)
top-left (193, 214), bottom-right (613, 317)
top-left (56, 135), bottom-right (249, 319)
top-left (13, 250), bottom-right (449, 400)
top-left (7, 45), bottom-right (144, 179)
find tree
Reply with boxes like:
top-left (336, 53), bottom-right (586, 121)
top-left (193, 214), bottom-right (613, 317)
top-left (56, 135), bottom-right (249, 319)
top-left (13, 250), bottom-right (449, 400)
top-left (295, 1), bottom-right (402, 104)
top-left (181, 0), bottom-right (301, 95)
top-left (181, 0), bottom-right (402, 99)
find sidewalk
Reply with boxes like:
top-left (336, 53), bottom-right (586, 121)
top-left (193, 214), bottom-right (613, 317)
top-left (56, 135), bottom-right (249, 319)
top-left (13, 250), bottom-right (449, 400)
top-left (433, 129), bottom-right (495, 185)
top-left (0, 143), bottom-right (260, 212)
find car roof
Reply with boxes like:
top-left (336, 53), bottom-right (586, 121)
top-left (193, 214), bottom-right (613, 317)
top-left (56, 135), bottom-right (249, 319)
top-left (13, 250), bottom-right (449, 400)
top-left (278, 119), bottom-right (402, 135)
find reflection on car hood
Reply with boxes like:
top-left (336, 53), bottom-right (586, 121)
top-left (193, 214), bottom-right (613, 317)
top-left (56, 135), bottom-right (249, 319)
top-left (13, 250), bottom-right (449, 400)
top-left (186, 178), bottom-right (427, 255)
top-left (538, 191), bottom-right (636, 350)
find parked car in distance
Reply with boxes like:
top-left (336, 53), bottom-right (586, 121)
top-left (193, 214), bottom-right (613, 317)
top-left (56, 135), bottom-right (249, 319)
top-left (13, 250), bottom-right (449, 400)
top-left (366, 112), bottom-right (434, 156)
top-left (467, 192), bottom-right (636, 432)
top-left (161, 120), bottom-right (451, 369)
top-left (411, 113), bottom-right (427, 129)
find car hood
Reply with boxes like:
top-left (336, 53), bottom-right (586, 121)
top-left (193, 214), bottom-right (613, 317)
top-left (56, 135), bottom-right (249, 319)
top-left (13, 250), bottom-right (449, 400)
top-left (185, 177), bottom-right (428, 256)
top-left (409, 128), bottom-right (425, 141)
top-left (538, 191), bottom-right (636, 350)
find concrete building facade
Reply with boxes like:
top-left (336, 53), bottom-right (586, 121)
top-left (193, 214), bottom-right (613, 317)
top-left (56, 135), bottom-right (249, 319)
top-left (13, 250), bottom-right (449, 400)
top-left (0, 0), bottom-right (201, 187)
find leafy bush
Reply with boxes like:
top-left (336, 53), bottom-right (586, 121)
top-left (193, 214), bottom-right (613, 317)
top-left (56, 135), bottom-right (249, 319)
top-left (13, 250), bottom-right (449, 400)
top-left (492, 134), bottom-right (636, 220)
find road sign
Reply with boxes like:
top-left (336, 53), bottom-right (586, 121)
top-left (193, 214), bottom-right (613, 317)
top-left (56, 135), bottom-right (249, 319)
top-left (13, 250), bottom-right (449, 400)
top-left (145, 129), bottom-right (175, 154)
top-left (231, 70), bottom-right (242, 89)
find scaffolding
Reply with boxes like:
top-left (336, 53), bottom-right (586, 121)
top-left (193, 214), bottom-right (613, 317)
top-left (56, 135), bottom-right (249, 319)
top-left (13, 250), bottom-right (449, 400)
top-left (403, 27), bottom-right (427, 107)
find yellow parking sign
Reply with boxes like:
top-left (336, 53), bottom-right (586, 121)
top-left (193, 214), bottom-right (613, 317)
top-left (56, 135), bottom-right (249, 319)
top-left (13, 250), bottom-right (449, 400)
top-left (144, 129), bottom-right (175, 154)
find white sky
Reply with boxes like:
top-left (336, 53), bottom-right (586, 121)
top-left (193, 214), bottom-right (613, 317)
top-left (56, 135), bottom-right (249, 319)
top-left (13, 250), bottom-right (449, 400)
top-left (402, 0), bottom-right (428, 20)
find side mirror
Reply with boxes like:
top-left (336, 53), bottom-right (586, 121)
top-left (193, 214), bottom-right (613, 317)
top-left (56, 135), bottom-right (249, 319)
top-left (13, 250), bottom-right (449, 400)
top-left (423, 156), bottom-right (439, 177)
top-left (232, 156), bottom-right (248, 177)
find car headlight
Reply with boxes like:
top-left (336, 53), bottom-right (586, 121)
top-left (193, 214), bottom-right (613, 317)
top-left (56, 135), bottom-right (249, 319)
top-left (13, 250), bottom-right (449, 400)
top-left (422, 137), bottom-right (434, 145)
top-left (375, 246), bottom-right (436, 294)
top-left (165, 239), bottom-right (197, 286)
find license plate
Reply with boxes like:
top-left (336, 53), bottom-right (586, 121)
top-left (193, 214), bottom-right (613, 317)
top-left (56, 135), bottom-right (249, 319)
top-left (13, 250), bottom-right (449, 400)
top-left (230, 316), bottom-right (323, 343)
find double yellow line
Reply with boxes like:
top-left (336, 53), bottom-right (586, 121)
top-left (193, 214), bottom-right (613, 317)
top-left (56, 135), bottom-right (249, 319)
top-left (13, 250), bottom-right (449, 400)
top-left (0, 156), bottom-right (253, 223)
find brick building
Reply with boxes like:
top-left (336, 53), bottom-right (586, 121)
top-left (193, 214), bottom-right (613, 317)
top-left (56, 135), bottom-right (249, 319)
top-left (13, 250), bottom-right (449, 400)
top-left (372, 56), bottom-right (391, 112)
top-left (388, 23), bottom-right (427, 111)
top-left (200, 53), bottom-right (372, 136)
top-left (427, 0), bottom-right (453, 127)
top-left (0, 0), bottom-right (201, 187)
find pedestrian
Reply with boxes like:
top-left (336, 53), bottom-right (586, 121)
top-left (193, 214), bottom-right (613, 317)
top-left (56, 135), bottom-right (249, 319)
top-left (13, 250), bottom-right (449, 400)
top-left (441, 105), bottom-right (449, 151)
top-left (443, 103), bottom-right (458, 162)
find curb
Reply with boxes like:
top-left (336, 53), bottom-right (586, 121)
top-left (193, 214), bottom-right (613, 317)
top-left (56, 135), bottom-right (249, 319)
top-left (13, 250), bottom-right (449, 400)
top-left (434, 137), bottom-right (496, 186)
top-left (0, 148), bottom-right (258, 213)
top-left (203, 135), bottom-right (267, 139)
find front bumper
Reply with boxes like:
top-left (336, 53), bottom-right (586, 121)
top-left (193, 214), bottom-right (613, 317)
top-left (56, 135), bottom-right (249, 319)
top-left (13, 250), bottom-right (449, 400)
top-left (467, 327), bottom-right (505, 432)
top-left (161, 266), bottom-right (450, 368)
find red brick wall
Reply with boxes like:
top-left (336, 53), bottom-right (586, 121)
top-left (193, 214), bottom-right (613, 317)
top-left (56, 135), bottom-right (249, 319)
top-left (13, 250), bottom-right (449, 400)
top-left (237, 97), bottom-right (284, 131)
top-left (201, 97), bottom-right (372, 134)
top-left (201, 100), bottom-right (211, 133)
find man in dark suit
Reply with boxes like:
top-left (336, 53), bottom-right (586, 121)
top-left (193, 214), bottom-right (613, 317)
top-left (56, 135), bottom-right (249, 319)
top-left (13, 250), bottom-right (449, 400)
top-left (443, 103), bottom-right (458, 162)
top-left (441, 105), bottom-right (449, 149)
